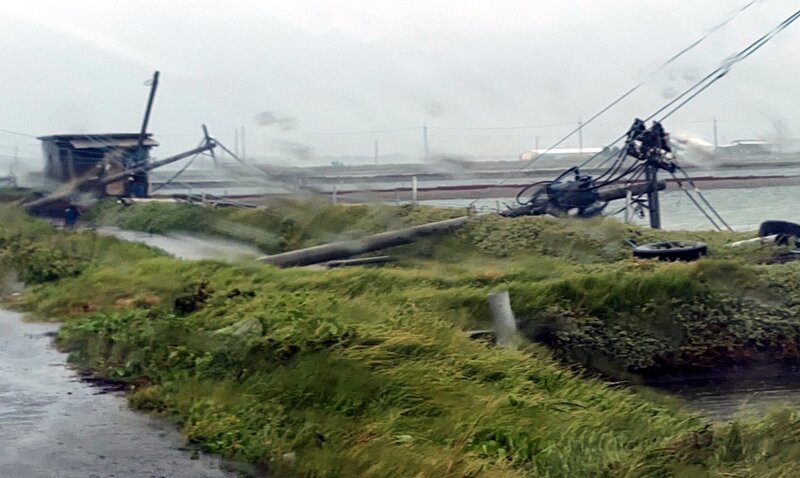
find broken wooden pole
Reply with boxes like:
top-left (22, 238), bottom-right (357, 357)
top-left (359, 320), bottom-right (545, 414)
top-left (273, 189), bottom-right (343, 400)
top-left (261, 214), bottom-right (488, 268)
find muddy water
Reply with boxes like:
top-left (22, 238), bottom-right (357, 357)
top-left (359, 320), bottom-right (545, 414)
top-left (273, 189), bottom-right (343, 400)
top-left (0, 309), bottom-right (237, 478)
top-left (95, 226), bottom-right (262, 262)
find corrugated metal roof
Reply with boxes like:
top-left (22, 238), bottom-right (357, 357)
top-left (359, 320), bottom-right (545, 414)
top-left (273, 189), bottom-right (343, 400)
top-left (37, 133), bottom-right (159, 149)
top-left (69, 138), bottom-right (159, 149)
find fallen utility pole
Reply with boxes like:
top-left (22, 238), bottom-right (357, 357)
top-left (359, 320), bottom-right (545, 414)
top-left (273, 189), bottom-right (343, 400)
top-left (261, 214), bottom-right (487, 268)
top-left (23, 140), bottom-right (216, 212)
top-left (261, 180), bottom-right (665, 268)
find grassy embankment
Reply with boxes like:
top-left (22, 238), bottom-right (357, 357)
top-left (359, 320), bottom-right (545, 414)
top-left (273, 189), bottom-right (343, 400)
top-left (4, 201), bottom-right (800, 476)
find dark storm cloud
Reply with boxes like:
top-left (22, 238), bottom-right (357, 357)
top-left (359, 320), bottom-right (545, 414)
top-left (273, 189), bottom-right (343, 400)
top-left (255, 112), bottom-right (297, 131)
top-left (273, 139), bottom-right (314, 161)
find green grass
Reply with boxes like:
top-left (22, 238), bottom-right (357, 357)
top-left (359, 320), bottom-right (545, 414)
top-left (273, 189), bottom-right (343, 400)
top-left (7, 203), bottom-right (800, 476)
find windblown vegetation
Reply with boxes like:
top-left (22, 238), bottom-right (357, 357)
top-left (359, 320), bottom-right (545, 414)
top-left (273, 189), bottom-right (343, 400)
top-left (4, 202), bottom-right (800, 477)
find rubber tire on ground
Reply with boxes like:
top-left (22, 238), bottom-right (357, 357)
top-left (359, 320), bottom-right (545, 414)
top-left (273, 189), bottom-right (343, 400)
top-left (759, 220), bottom-right (800, 238)
top-left (632, 241), bottom-right (708, 262)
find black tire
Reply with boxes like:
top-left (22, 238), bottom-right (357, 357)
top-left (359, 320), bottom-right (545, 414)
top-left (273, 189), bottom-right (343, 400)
top-left (759, 220), bottom-right (800, 238)
top-left (633, 241), bottom-right (708, 261)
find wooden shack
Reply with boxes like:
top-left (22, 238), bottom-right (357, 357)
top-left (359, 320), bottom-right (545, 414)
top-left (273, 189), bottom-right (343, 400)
top-left (37, 133), bottom-right (159, 197)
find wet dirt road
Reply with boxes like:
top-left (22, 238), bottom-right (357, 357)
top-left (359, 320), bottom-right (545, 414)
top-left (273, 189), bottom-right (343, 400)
top-left (0, 309), bottom-right (236, 478)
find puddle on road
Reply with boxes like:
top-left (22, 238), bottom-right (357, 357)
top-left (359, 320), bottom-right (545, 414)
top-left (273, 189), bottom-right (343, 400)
top-left (0, 309), bottom-right (238, 478)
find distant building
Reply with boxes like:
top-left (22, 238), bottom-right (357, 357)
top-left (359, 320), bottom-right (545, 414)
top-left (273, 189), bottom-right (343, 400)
top-left (715, 139), bottom-right (779, 157)
top-left (37, 133), bottom-right (158, 197)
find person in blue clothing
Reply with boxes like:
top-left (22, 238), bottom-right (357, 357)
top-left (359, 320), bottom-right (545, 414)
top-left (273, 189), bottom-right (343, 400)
top-left (64, 205), bottom-right (79, 229)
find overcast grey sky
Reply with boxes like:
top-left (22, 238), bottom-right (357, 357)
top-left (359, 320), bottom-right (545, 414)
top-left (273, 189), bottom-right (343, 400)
top-left (1, 0), bottom-right (799, 166)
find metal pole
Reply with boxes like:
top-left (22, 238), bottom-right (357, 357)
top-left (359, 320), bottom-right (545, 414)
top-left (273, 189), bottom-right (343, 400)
top-left (535, 136), bottom-right (540, 153)
top-left (645, 164), bottom-right (661, 229)
top-left (332, 185), bottom-right (338, 205)
top-left (578, 119), bottom-right (583, 153)
top-left (374, 140), bottom-right (379, 165)
top-left (411, 176), bottom-right (418, 205)
top-left (234, 128), bottom-right (239, 157)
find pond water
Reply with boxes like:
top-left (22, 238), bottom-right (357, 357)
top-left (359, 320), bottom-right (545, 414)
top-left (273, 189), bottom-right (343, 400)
top-left (661, 375), bottom-right (800, 422)
top-left (95, 226), bottom-right (262, 261)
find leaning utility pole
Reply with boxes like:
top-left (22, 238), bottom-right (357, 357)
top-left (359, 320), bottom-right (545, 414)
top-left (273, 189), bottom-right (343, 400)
top-left (136, 71), bottom-right (160, 154)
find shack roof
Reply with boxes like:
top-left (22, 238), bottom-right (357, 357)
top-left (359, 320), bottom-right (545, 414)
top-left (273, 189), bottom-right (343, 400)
top-left (37, 133), bottom-right (159, 149)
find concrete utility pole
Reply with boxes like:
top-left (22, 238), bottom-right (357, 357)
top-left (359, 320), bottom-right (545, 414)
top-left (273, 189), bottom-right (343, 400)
top-left (423, 125), bottom-right (429, 162)
top-left (488, 291), bottom-right (518, 348)
top-left (137, 71), bottom-right (160, 153)
top-left (713, 118), bottom-right (719, 150)
top-left (645, 164), bottom-right (661, 229)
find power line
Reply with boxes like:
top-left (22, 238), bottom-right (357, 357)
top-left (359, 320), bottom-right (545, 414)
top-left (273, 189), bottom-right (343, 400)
top-left (300, 127), bottom-right (419, 136)
top-left (0, 127), bottom-right (38, 138)
top-left (502, 0), bottom-right (762, 179)
top-left (577, 6), bottom-right (800, 173)
top-left (510, 5), bottom-right (800, 229)
top-left (432, 122), bottom-right (575, 131)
